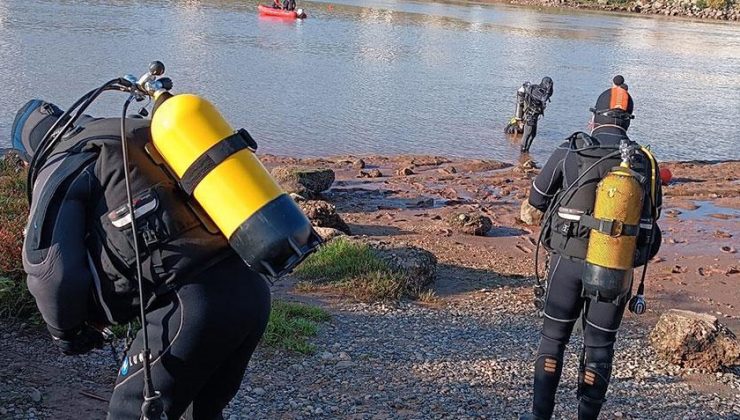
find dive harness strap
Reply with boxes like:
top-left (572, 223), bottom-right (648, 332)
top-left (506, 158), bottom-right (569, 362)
top-left (179, 129), bottom-right (258, 196)
top-left (578, 214), bottom-right (639, 237)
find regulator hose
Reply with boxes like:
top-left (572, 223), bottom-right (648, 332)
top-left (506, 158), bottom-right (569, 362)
top-left (120, 97), bottom-right (166, 420)
top-left (27, 78), bottom-right (130, 203)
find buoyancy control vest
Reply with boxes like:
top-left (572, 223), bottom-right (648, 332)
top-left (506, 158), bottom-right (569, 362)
top-left (525, 84), bottom-right (551, 115)
top-left (542, 132), bottom-right (660, 267)
top-left (26, 117), bottom-right (231, 324)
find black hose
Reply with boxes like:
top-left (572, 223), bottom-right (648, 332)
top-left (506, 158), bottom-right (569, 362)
top-left (120, 97), bottom-right (166, 420)
top-left (27, 79), bottom-right (130, 202)
top-left (120, 96), bottom-right (156, 400)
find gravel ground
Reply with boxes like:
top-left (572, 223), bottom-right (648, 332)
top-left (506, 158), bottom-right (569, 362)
top-left (2, 286), bottom-right (739, 419)
top-left (223, 286), bottom-right (740, 420)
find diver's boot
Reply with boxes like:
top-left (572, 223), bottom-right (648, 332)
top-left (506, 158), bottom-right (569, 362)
top-left (577, 395), bottom-right (604, 420)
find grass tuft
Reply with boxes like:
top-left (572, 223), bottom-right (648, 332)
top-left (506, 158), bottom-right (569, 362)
top-left (263, 300), bottom-right (330, 354)
top-left (0, 157), bottom-right (34, 319)
top-left (294, 238), bottom-right (410, 301)
top-left (0, 276), bottom-right (36, 319)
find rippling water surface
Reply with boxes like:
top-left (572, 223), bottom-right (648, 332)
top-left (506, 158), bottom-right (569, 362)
top-left (1, 0), bottom-right (738, 162)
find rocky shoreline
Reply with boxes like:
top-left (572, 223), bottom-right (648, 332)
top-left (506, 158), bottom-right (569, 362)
top-left (1, 152), bottom-right (739, 418)
top-left (505, 0), bottom-right (740, 21)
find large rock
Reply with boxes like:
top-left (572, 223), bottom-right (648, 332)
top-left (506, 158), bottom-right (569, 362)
top-left (365, 239), bottom-right (437, 293)
top-left (271, 166), bottom-right (335, 198)
top-left (298, 200), bottom-right (351, 234)
top-left (446, 212), bottom-right (492, 236)
top-left (650, 309), bottom-right (740, 371)
top-left (520, 200), bottom-right (544, 225)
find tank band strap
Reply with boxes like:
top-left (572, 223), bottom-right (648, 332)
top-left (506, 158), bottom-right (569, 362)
top-left (579, 214), bottom-right (638, 237)
top-left (179, 129), bottom-right (258, 196)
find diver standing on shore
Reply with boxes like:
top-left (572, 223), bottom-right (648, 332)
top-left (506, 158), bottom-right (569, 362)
top-left (521, 76), bottom-right (662, 419)
top-left (13, 100), bottom-right (271, 419)
top-left (505, 77), bottom-right (554, 154)
top-left (13, 62), bottom-right (320, 419)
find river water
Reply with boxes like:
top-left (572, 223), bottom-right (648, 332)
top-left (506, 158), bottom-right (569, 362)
top-left (1, 0), bottom-right (738, 163)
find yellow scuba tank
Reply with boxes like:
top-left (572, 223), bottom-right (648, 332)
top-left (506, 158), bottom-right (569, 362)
top-left (150, 93), bottom-right (321, 277)
top-left (581, 158), bottom-right (644, 303)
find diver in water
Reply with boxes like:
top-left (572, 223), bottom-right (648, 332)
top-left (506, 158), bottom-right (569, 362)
top-left (520, 76), bottom-right (662, 419)
top-left (13, 100), bottom-right (271, 419)
top-left (505, 77), bottom-right (554, 154)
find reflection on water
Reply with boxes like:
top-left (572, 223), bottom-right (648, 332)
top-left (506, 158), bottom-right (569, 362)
top-left (680, 200), bottom-right (740, 221)
top-left (0, 0), bottom-right (738, 163)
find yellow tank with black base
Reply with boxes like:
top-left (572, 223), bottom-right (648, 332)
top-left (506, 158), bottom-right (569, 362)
top-left (582, 165), bottom-right (644, 303)
top-left (150, 93), bottom-right (320, 278)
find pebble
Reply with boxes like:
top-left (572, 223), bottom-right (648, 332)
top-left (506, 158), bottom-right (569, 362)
top-left (3, 285), bottom-right (739, 419)
top-left (219, 292), bottom-right (740, 418)
top-left (29, 388), bottom-right (41, 403)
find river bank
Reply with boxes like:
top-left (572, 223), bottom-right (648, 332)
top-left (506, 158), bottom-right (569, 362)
top-left (501, 0), bottom-right (740, 20)
top-left (260, 154), bottom-right (740, 329)
top-left (0, 153), bottom-right (738, 418)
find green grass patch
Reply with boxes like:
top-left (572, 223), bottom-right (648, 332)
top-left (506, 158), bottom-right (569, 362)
top-left (263, 300), bottom-right (330, 354)
top-left (0, 276), bottom-right (36, 319)
top-left (0, 156), bottom-right (34, 320)
top-left (294, 238), bottom-right (409, 301)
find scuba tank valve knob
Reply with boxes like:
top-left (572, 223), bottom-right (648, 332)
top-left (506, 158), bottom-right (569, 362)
top-left (157, 78), bottom-right (173, 91)
top-left (149, 61), bottom-right (165, 76)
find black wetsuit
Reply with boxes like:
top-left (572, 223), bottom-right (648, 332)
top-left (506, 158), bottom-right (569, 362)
top-left (109, 255), bottom-right (270, 419)
top-left (520, 84), bottom-right (550, 154)
top-left (526, 125), bottom-right (661, 419)
top-left (22, 117), bottom-right (271, 419)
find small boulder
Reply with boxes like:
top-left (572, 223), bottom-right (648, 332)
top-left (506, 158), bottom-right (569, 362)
top-left (520, 200), bottom-right (544, 225)
top-left (396, 167), bottom-right (415, 176)
top-left (313, 227), bottom-right (346, 242)
top-left (366, 240), bottom-right (437, 293)
top-left (650, 309), bottom-right (740, 372)
top-left (521, 159), bottom-right (539, 170)
top-left (358, 169), bottom-right (383, 178)
top-left (352, 159), bottom-right (366, 169)
top-left (298, 200), bottom-right (351, 234)
top-left (289, 192), bottom-right (307, 202)
top-left (447, 212), bottom-right (492, 236)
top-left (271, 167), bottom-right (335, 198)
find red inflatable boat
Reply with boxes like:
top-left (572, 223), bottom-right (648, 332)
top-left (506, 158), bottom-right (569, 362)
top-left (257, 4), bottom-right (306, 19)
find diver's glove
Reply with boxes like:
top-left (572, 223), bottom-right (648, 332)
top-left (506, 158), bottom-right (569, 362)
top-left (48, 324), bottom-right (105, 356)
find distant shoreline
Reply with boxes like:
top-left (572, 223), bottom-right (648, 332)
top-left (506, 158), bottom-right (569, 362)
top-left (474, 0), bottom-right (740, 21)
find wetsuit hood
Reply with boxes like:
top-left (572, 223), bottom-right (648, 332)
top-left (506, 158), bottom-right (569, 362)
top-left (540, 77), bottom-right (553, 98)
top-left (11, 99), bottom-right (65, 162)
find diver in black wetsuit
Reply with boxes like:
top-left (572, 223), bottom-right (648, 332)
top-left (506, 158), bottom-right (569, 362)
top-left (505, 77), bottom-right (554, 154)
top-left (13, 100), bottom-right (271, 420)
top-left (520, 77), bottom-right (662, 420)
